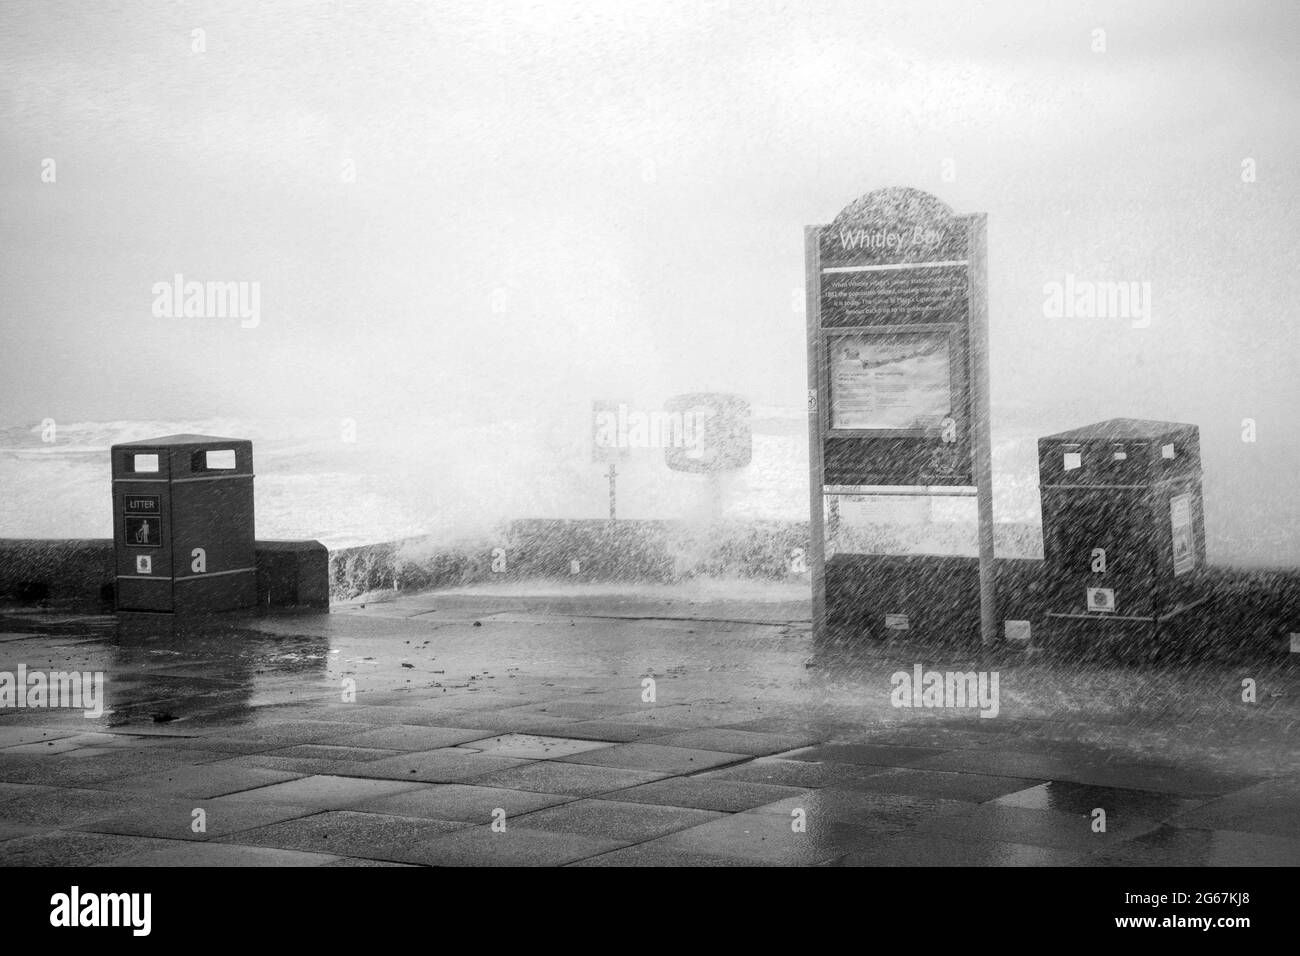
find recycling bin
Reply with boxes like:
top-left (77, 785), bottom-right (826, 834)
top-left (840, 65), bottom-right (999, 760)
top-left (1038, 418), bottom-right (1207, 639)
top-left (111, 435), bottom-right (256, 613)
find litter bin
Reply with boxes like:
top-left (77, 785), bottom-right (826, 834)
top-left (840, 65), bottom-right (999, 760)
top-left (111, 434), bottom-right (256, 613)
top-left (1038, 418), bottom-right (1207, 639)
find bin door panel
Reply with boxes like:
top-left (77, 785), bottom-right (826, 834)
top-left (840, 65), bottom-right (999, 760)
top-left (1043, 488), bottom-right (1157, 615)
top-left (171, 479), bottom-right (255, 577)
top-left (113, 482), bottom-right (172, 611)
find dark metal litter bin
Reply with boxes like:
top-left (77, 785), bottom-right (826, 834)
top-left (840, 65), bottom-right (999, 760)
top-left (111, 434), bottom-right (256, 613)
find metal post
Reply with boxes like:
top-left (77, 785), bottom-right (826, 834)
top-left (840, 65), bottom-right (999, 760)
top-left (805, 226), bottom-right (826, 638)
top-left (968, 213), bottom-right (998, 646)
top-left (608, 463), bottom-right (617, 520)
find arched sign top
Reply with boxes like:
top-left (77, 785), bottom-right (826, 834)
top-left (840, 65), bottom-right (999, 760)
top-left (830, 186), bottom-right (956, 229)
top-left (821, 186), bottom-right (968, 268)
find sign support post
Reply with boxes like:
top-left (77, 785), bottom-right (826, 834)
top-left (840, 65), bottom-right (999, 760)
top-left (806, 227), bottom-right (827, 637)
top-left (968, 213), bottom-right (997, 646)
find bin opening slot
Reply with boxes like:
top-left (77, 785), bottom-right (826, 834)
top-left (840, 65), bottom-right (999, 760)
top-left (194, 449), bottom-right (238, 471)
top-left (131, 453), bottom-right (160, 473)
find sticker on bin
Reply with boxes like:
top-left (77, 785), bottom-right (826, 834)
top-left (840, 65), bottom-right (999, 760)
top-left (1063, 452), bottom-right (1081, 471)
top-left (136, 555), bottom-right (152, 574)
top-left (1161, 443), bottom-right (1176, 459)
top-left (1004, 620), bottom-right (1031, 643)
top-left (885, 613), bottom-right (910, 630)
top-left (1087, 587), bottom-right (1116, 613)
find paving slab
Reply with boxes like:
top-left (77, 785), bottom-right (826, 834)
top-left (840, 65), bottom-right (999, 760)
top-left (537, 720), bottom-right (676, 742)
top-left (746, 788), bottom-right (965, 831)
top-left (831, 833), bottom-right (1080, 866)
top-left (511, 701), bottom-right (645, 720)
top-left (783, 743), bottom-right (948, 768)
top-left (321, 857), bottom-right (419, 867)
top-left (915, 802), bottom-right (1163, 853)
top-left (269, 744), bottom-right (408, 763)
top-left (0, 782), bottom-right (57, 806)
top-left (454, 733), bottom-right (617, 759)
top-left (0, 830), bottom-right (180, 867)
top-left (76, 799), bottom-right (322, 842)
top-left (111, 840), bottom-right (343, 867)
top-left (352, 784), bottom-right (576, 822)
top-left (0, 727), bottom-right (80, 749)
top-left (910, 749), bottom-right (1108, 780)
top-left (97, 763), bottom-right (303, 798)
top-left (840, 767), bottom-right (1048, 803)
top-left (204, 720), bottom-right (375, 750)
top-left (595, 777), bottom-right (809, 813)
top-left (418, 711), bottom-right (582, 734)
top-left (699, 757), bottom-right (888, 791)
top-left (554, 742), bottom-right (751, 774)
top-left (2, 732), bottom-right (150, 755)
top-left (215, 810), bottom-right (468, 859)
top-left (509, 798), bottom-right (724, 843)
top-left (471, 762), bottom-right (672, 797)
top-left (388, 825), bottom-right (625, 866)
top-left (0, 748), bottom-right (230, 787)
top-left (648, 812), bottom-right (878, 865)
top-left (991, 781), bottom-right (1204, 822)
top-left (1076, 825), bottom-right (1300, 867)
top-left (216, 774), bottom-right (429, 809)
top-left (1166, 797), bottom-right (1300, 840)
top-left (207, 753), bottom-right (385, 776)
top-left (324, 725), bottom-right (494, 751)
top-left (0, 820), bottom-right (45, 842)
top-left (0, 787), bottom-right (167, 828)
top-left (641, 728), bottom-right (821, 756)
top-left (338, 749), bottom-right (532, 783)
top-left (568, 843), bottom-right (788, 866)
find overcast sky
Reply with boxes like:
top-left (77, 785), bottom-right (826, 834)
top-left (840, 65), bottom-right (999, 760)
top-left (2, 0), bottom-right (1297, 449)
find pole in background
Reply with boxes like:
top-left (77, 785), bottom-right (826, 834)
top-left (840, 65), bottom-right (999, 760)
top-left (608, 463), bottom-right (617, 520)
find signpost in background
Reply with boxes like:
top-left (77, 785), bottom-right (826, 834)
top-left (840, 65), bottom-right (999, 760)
top-left (806, 187), bottom-right (996, 645)
top-left (592, 399), bottom-right (630, 520)
top-left (592, 394), bottom-right (753, 521)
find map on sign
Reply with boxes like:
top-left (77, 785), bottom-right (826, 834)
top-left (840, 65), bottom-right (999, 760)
top-left (828, 330), bottom-right (953, 431)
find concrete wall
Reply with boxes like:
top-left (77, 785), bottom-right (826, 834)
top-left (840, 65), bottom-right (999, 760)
top-left (826, 552), bottom-right (1300, 658)
top-left (0, 538), bottom-right (328, 612)
top-left (328, 519), bottom-right (810, 598)
top-left (5, 525), bottom-right (1297, 658)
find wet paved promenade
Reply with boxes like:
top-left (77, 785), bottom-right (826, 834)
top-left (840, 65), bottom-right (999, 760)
top-left (1, 585), bottom-right (1297, 866)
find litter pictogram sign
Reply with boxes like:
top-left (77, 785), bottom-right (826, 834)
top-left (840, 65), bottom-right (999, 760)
top-left (123, 514), bottom-right (162, 548)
